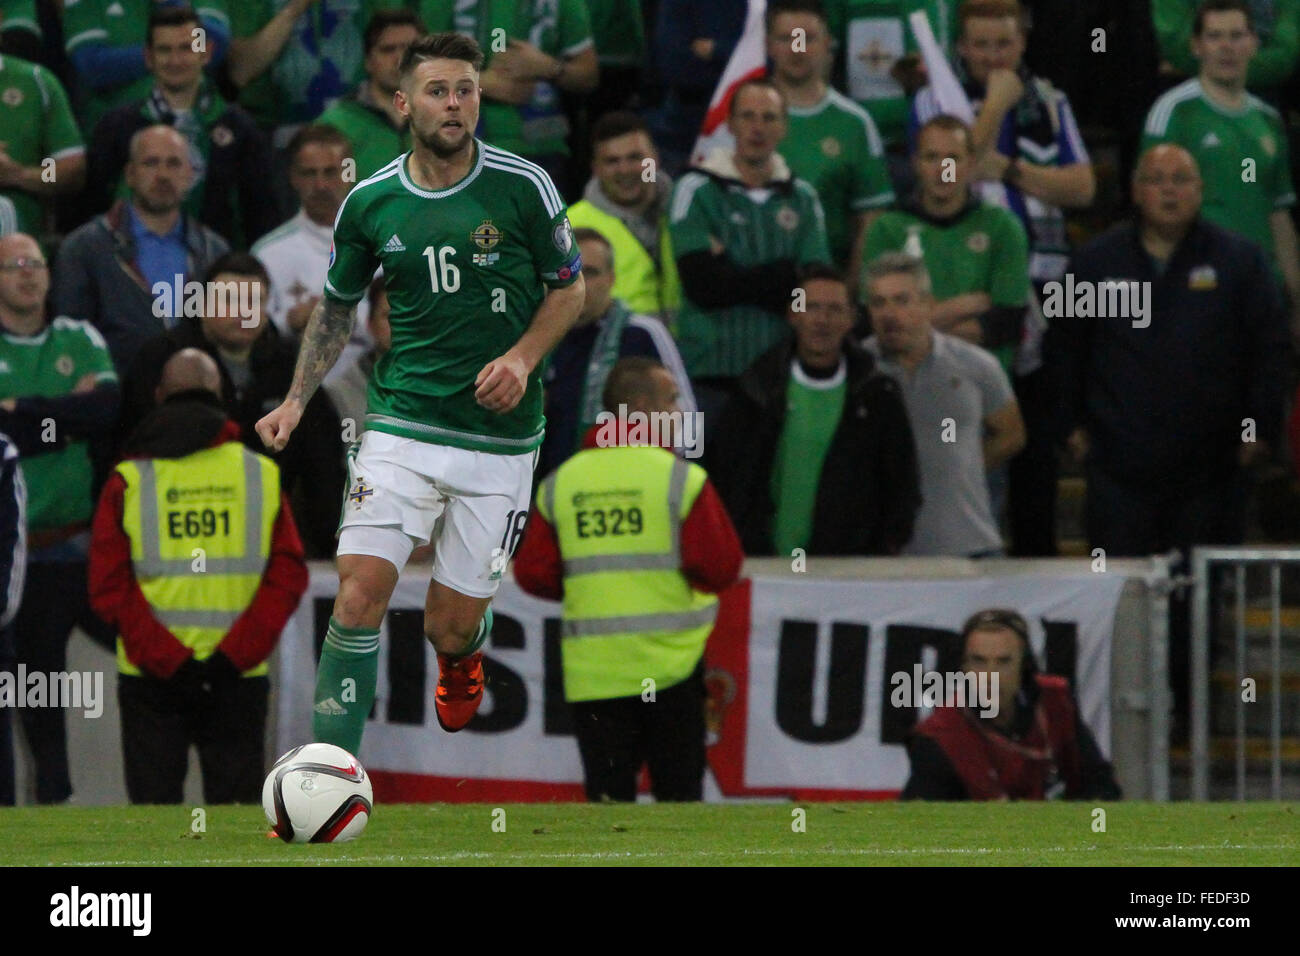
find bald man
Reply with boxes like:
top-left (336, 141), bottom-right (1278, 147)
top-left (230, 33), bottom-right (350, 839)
top-left (89, 338), bottom-right (307, 805)
top-left (154, 347), bottom-right (223, 405)
top-left (1049, 141), bottom-right (1290, 735)
top-left (53, 124), bottom-right (229, 375)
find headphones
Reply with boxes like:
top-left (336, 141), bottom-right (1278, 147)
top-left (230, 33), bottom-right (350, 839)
top-left (959, 608), bottom-right (1039, 690)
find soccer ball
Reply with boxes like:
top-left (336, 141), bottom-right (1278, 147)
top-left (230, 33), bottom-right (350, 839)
top-left (262, 743), bottom-right (373, 843)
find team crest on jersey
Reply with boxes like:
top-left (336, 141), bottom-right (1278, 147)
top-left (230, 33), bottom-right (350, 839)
top-left (966, 231), bottom-right (990, 253)
top-left (472, 220), bottom-right (502, 266)
top-left (2, 87), bottom-right (22, 108)
top-left (55, 355), bottom-right (75, 376)
top-left (820, 136), bottom-right (842, 158)
top-left (1188, 264), bottom-right (1218, 291)
top-left (211, 125), bottom-right (233, 148)
top-left (348, 479), bottom-right (374, 509)
top-left (552, 219), bottom-right (574, 254)
top-left (776, 206), bottom-right (800, 230)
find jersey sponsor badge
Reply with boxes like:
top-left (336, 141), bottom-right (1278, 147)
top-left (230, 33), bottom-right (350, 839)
top-left (552, 219), bottom-right (574, 254)
top-left (2, 87), bottom-right (22, 108)
top-left (966, 231), bottom-right (990, 253)
top-left (1188, 264), bottom-right (1218, 291)
top-left (776, 206), bottom-right (800, 230)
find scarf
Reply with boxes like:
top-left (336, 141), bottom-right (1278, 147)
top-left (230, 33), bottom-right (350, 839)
top-left (577, 301), bottom-right (633, 446)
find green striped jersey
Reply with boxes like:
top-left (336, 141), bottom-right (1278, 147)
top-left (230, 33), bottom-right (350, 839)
top-left (325, 141), bottom-right (581, 456)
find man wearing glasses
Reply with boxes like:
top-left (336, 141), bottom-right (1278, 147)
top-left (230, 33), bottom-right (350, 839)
top-left (0, 233), bottom-right (120, 803)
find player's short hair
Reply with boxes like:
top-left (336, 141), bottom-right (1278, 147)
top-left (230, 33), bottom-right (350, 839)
top-left (916, 114), bottom-right (975, 155)
top-left (147, 4), bottom-right (200, 47)
top-left (573, 227), bottom-right (614, 270)
top-left (205, 251), bottom-right (270, 287)
top-left (1194, 0), bottom-right (1254, 36)
top-left (287, 124), bottom-right (354, 164)
top-left (959, 607), bottom-right (1038, 686)
top-left (399, 32), bottom-right (485, 82)
top-left (728, 77), bottom-right (786, 119)
top-left (364, 8), bottom-right (427, 57)
top-left (957, 0), bottom-right (1028, 36)
top-left (863, 252), bottom-right (933, 295)
top-left (796, 262), bottom-right (844, 286)
top-left (591, 110), bottom-right (651, 149)
top-left (764, 0), bottom-right (827, 35)
top-left (602, 357), bottom-right (667, 413)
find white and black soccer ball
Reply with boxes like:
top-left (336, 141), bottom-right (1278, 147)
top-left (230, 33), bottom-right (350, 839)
top-left (263, 743), bottom-right (373, 843)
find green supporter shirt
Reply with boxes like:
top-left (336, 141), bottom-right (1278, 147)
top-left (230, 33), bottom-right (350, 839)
top-left (0, 317), bottom-right (117, 530)
top-left (324, 140), bottom-right (581, 455)
top-left (586, 0), bottom-right (645, 66)
top-left (230, 0), bottom-right (403, 129)
top-left (782, 88), bottom-right (894, 270)
top-left (417, 0), bottom-right (594, 158)
top-left (0, 54), bottom-right (84, 236)
top-left (1142, 78), bottom-right (1296, 256)
top-left (669, 163), bottom-right (831, 379)
top-left (822, 0), bottom-right (957, 146)
top-left (862, 199), bottom-right (1029, 371)
top-left (770, 360), bottom-right (846, 555)
top-left (1, 0), bottom-right (41, 38)
top-left (317, 93), bottom-right (410, 183)
top-left (1153, 0), bottom-right (1300, 89)
top-left (64, 0), bottom-right (230, 131)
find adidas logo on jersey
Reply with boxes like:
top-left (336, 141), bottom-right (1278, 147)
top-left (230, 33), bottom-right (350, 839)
top-left (383, 234), bottom-right (406, 252)
top-left (313, 698), bottom-right (348, 716)
top-left (1201, 132), bottom-right (1220, 148)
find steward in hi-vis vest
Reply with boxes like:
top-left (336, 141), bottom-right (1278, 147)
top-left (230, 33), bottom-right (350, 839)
top-left (514, 356), bottom-right (743, 802)
top-left (90, 350), bottom-right (307, 805)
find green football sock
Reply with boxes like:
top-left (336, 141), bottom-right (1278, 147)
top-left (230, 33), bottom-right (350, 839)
top-left (312, 617), bottom-right (380, 755)
top-left (441, 607), bottom-right (492, 658)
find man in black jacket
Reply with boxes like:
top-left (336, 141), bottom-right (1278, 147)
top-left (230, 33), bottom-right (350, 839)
top-left (83, 5), bottom-right (279, 249)
top-left (709, 263), bottom-right (920, 556)
top-left (1051, 142), bottom-right (1290, 730)
top-left (118, 253), bottom-right (344, 557)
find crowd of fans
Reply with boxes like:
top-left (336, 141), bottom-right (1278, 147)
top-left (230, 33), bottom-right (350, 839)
top-left (1, 0), bottom-right (1298, 798)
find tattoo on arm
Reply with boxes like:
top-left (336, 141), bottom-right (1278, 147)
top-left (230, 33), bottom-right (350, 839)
top-left (288, 297), bottom-right (356, 406)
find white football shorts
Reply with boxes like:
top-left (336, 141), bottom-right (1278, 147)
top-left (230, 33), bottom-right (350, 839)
top-left (337, 430), bottom-right (537, 597)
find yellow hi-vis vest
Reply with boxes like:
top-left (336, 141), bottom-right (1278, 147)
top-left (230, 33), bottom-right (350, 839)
top-left (566, 199), bottom-right (681, 320)
top-left (536, 443), bottom-right (717, 702)
top-left (114, 442), bottom-right (280, 677)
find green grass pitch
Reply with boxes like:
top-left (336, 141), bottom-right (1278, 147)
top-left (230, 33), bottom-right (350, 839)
top-left (0, 803), bottom-right (1296, 866)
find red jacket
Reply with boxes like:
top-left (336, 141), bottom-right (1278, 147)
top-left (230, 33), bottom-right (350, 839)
top-left (514, 427), bottom-right (744, 599)
top-left (89, 418), bottom-right (308, 678)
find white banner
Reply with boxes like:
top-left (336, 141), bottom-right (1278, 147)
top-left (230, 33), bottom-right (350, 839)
top-left (743, 572), bottom-right (1126, 791)
top-left (277, 567), bottom-right (1125, 798)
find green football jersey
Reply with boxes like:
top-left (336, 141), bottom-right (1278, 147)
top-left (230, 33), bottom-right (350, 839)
top-left (782, 88), bottom-right (894, 269)
top-left (862, 200), bottom-right (1029, 370)
top-left (64, 0), bottom-right (230, 130)
top-left (0, 317), bottom-right (117, 530)
top-left (822, 0), bottom-right (957, 146)
top-left (417, 0), bottom-right (594, 158)
top-left (669, 166), bottom-right (830, 379)
top-left (0, 54), bottom-right (84, 236)
top-left (1142, 78), bottom-right (1296, 255)
top-left (1, 0), bottom-right (42, 38)
top-left (771, 362), bottom-right (845, 554)
top-left (325, 140), bottom-right (581, 455)
top-left (316, 95), bottom-right (410, 183)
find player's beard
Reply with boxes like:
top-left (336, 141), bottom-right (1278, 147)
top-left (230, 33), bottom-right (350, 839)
top-left (416, 120), bottom-right (474, 159)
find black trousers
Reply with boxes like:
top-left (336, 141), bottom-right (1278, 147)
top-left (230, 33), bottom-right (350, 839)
top-left (1007, 365), bottom-right (1059, 556)
top-left (0, 624), bottom-right (14, 806)
top-left (571, 662), bottom-right (706, 802)
top-left (13, 560), bottom-right (111, 803)
top-left (1086, 463), bottom-right (1247, 728)
top-left (118, 674), bottom-right (269, 804)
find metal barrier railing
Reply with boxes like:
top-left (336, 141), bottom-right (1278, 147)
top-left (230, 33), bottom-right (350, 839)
top-left (1191, 547), bottom-right (1296, 801)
